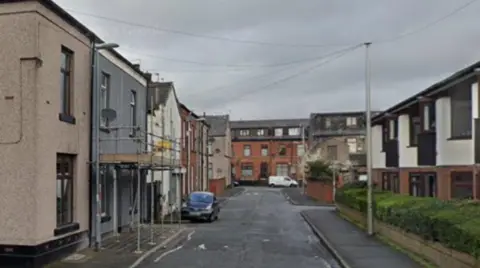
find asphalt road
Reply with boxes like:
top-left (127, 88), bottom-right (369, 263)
top-left (137, 187), bottom-right (340, 268)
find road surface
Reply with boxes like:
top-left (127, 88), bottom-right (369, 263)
top-left (137, 187), bottom-right (339, 268)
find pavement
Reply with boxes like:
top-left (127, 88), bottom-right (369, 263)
top-left (301, 209), bottom-right (422, 268)
top-left (46, 225), bottom-right (188, 268)
top-left (282, 187), bottom-right (334, 206)
top-left (136, 187), bottom-right (340, 268)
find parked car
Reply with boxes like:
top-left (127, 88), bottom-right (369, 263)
top-left (181, 191), bottom-right (220, 222)
top-left (233, 180), bottom-right (240, 187)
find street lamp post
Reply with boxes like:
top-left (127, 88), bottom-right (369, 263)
top-left (364, 42), bottom-right (374, 236)
top-left (93, 42), bottom-right (119, 251)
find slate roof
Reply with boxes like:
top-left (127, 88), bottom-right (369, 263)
top-left (230, 118), bottom-right (309, 129)
top-left (205, 115), bottom-right (229, 136)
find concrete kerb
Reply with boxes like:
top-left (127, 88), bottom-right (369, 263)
top-left (128, 227), bottom-right (188, 268)
top-left (300, 212), bottom-right (352, 268)
top-left (282, 191), bottom-right (300, 205)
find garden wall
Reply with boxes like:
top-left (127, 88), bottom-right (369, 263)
top-left (337, 204), bottom-right (479, 268)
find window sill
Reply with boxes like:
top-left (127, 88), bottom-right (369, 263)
top-left (58, 113), bottom-right (76, 124)
top-left (100, 126), bottom-right (110, 133)
top-left (407, 145), bottom-right (417, 148)
top-left (54, 222), bottom-right (80, 236)
top-left (101, 215), bottom-right (112, 223)
top-left (447, 136), bottom-right (472, 141)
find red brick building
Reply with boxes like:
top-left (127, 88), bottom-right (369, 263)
top-left (179, 103), bottom-right (209, 196)
top-left (230, 119), bottom-right (309, 182)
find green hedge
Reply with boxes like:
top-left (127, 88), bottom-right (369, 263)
top-left (336, 188), bottom-right (480, 258)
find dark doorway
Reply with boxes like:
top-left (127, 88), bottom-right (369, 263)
top-left (260, 162), bottom-right (269, 178)
top-left (409, 172), bottom-right (437, 197)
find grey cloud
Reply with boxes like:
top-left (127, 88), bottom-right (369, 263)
top-left (55, 0), bottom-right (480, 120)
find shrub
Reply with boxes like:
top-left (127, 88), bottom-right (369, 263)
top-left (335, 187), bottom-right (480, 258)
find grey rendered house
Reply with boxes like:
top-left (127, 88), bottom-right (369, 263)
top-left (205, 115), bottom-right (233, 185)
top-left (93, 50), bottom-right (150, 238)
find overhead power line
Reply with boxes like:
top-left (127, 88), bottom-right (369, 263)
top-left (208, 44), bottom-right (363, 108)
top-left (183, 45), bottom-right (363, 99)
top-left (66, 8), bottom-right (348, 48)
top-left (374, 0), bottom-right (479, 44)
top-left (66, 1), bottom-right (476, 50)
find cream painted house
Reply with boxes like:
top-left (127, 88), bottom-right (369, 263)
top-left (147, 82), bottom-right (182, 217)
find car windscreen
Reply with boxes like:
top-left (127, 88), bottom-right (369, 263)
top-left (188, 193), bottom-right (214, 203)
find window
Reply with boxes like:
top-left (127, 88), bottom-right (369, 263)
top-left (241, 164), bottom-right (253, 177)
top-left (207, 141), bottom-right (213, 154)
top-left (324, 118), bottom-right (331, 128)
top-left (382, 172), bottom-right (399, 193)
top-left (388, 119), bottom-right (396, 140)
top-left (240, 129), bottom-right (250, 136)
top-left (60, 47), bottom-right (73, 116)
top-left (276, 164), bottom-right (289, 176)
top-left (100, 166), bottom-right (110, 217)
top-left (261, 144), bottom-right (269, 156)
top-left (130, 90), bottom-right (137, 136)
top-left (278, 145), bottom-right (287, 156)
top-left (450, 87), bottom-right (472, 138)
top-left (296, 144), bottom-right (305, 156)
top-left (451, 171), bottom-right (473, 199)
top-left (346, 138), bottom-right (357, 153)
top-left (208, 163), bottom-right (213, 179)
top-left (243, 145), bottom-right (251, 156)
top-left (274, 128), bottom-right (283, 136)
top-left (100, 72), bottom-right (110, 127)
top-left (288, 128), bottom-right (300, 136)
top-left (57, 154), bottom-right (74, 226)
top-left (183, 121), bottom-right (189, 148)
top-left (346, 117), bottom-right (357, 126)
top-left (327, 145), bottom-right (337, 160)
top-left (409, 116), bottom-right (421, 146)
top-left (257, 129), bottom-right (264, 136)
top-left (421, 103), bottom-right (436, 132)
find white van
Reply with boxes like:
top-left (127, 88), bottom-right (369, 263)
top-left (268, 176), bottom-right (298, 187)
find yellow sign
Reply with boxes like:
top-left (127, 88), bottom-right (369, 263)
top-left (154, 141), bottom-right (172, 152)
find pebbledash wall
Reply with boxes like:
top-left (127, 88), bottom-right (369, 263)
top-left (0, 0), bottom-right (94, 266)
top-left (372, 81), bottom-right (479, 200)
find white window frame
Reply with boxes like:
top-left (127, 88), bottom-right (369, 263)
top-left (240, 129), bottom-right (249, 136)
top-left (243, 145), bottom-right (251, 156)
top-left (288, 128), bottom-right (300, 136)
top-left (100, 72), bottom-right (110, 127)
top-left (347, 138), bottom-right (357, 153)
top-left (257, 129), bottom-right (264, 136)
top-left (130, 90), bottom-right (137, 136)
top-left (274, 128), bottom-right (283, 137)
top-left (346, 117), bottom-right (357, 126)
top-left (389, 119), bottom-right (395, 140)
top-left (296, 144), bottom-right (305, 156)
top-left (423, 105), bottom-right (430, 131)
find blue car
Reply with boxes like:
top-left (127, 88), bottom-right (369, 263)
top-left (181, 191), bottom-right (220, 222)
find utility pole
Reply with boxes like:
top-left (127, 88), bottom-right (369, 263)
top-left (365, 42), bottom-right (374, 236)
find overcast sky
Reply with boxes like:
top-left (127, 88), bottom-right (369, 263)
top-left (55, 0), bottom-right (480, 120)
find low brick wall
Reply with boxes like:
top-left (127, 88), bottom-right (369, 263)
top-left (209, 178), bottom-right (226, 196)
top-left (337, 204), bottom-right (479, 268)
top-left (306, 181), bottom-right (333, 203)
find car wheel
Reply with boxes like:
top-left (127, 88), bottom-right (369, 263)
top-left (269, 184), bottom-right (275, 187)
top-left (207, 213), bottom-right (214, 223)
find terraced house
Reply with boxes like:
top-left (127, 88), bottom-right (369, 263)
top-left (0, 0), bottom-right (96, 265)
top-left (371, 61), bottom-right (480, 200)
top-left (231, 118), bottom-right (309, 182)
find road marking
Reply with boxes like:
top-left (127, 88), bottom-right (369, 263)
top-left (246, 193), bottom-right (251, 195)
top-left (187, 230), bottom-right (195, 241)
top-left (262, 239), bottom-right (270, 242)
top-left (253, 192), bottom-right (258, 195)
top-left (197, 244), bottom-right (207, 250)
top-left (154, 245), bottom-right (183, 262)
top-left (318, 258), bottom-right (332, 268)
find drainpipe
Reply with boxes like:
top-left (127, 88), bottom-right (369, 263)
top-left (87, 40), bottom-right (95, 247)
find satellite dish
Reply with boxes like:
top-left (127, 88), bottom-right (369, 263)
top-left (101, 108), bottom-right (117, 122)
